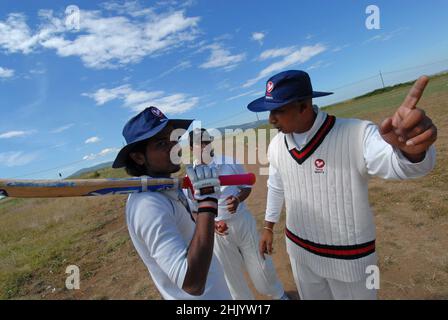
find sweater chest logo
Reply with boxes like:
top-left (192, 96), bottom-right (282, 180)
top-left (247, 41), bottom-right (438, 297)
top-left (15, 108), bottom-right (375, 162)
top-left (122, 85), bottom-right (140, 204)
top-left (314, 159), bottom-right (325, 173)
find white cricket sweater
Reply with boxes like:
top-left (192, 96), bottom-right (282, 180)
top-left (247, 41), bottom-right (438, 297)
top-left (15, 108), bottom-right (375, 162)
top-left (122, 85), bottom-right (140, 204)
top-left (267, 109), bottom-right (436, 282)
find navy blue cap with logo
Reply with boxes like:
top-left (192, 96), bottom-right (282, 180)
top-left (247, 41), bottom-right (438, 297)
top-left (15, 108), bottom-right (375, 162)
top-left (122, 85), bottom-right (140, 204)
top-left (247, 70), bottom-right (333, 112)
top-left (112, 106), bottom-right (193, 168)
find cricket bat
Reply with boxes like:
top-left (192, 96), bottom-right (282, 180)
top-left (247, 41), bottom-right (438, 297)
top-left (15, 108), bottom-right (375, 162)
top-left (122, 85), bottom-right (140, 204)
top-left (0, 173), bottom-right (256, 198)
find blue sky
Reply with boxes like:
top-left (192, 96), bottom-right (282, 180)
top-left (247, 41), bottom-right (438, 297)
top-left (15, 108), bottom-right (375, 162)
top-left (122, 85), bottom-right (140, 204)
top-left (1, 0), bottom-right (448, 179)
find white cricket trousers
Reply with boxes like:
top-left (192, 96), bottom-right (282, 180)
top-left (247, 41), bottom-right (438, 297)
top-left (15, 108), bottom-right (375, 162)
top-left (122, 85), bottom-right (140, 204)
top-left (214, 210), bottom-right (285, 300)
top-left (289, 256), bottom-right (377, 300)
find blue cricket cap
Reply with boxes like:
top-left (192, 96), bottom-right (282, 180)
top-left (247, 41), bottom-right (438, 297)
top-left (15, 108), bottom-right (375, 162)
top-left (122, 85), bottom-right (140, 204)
top-left (112, 106), bottom-right (192, 168)
top-left (247, 70), bottom-right (333, 112)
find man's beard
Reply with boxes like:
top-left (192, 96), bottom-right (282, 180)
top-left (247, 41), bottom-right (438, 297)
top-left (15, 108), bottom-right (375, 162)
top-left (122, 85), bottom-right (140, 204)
top-left (142, 159), bottom-right (180, 178)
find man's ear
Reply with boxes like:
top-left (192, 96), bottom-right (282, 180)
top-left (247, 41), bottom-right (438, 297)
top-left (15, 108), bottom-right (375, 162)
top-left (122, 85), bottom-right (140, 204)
top-left (298, 99), bottom-right (312, 113)
top-left (129, 152), bottom-right (145, 166)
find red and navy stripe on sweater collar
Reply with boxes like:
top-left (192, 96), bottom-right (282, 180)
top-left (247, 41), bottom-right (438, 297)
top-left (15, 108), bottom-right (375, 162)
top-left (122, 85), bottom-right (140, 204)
top-left (284, 114), bottom-right (336, 165)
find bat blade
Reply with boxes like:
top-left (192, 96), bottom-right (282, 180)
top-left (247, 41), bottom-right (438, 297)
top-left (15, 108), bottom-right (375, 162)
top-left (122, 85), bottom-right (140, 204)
top-left (0, 173), bottom-right (256, 198)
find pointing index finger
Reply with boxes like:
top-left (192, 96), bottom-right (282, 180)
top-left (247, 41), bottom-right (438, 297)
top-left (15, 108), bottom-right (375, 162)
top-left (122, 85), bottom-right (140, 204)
top-left (402, 75), bottom-right (429, 109)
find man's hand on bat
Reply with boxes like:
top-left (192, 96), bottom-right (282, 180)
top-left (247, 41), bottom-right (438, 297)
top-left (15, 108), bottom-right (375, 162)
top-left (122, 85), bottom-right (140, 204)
top-left (379, 76), bottom-right (437, 163)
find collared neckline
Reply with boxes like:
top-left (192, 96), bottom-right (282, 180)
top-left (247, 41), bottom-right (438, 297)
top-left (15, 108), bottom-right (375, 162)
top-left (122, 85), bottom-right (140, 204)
top-left (284, 110), bottom-right (336, 165)
top-left (285, 105), bottom-right (327, 151)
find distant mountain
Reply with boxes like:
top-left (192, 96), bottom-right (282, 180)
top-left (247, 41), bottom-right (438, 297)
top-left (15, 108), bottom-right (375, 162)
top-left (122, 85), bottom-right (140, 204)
top-left (215, 119), bottom-right (269, 133)
top-left (68, 161), bottom-right (114, 178)
top-left (68, 120), bottom-right (269, 178)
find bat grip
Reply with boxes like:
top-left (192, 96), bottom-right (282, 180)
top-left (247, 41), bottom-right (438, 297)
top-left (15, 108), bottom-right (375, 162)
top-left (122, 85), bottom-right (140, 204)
top-left (181, 173), bottom-right (256, 189)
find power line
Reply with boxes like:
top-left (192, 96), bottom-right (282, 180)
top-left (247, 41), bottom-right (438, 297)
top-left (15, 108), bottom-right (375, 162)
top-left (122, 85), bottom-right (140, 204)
top-left (328, 74), bottom-right (379, 91)
top-left (205, 109), bottom-right (249, 127)
top-left (10, 158), bottom-right (88, 179)
top-left (328, 59), bottom-right (448, 91)
top-left (382, 58), bottom-right (448, 75)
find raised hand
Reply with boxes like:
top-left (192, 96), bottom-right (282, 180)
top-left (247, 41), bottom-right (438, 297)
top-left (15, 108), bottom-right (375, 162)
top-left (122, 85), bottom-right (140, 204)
top-left (379, 76), bottom-right (437, 162)
top-left (186, 165), bottom-right (221, 201)
top-left (186, 165), bottom-right (221, 216)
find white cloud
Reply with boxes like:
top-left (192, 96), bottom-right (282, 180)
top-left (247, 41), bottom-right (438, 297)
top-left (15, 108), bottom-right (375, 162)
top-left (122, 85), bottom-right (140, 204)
top-left (0, 130), bottom-right (34, 139)
top-left (244, 44), bottom-right (327, 88)
top-left (251, 32), bottom-right (265, 45)
top-left (85, 136), bottom-right (101, 144)
top-left (213, 34), bottom-right (233, 42)
top-left (258, 46), bottom-right (296, 61)
top-left (364, 28), bottom-right (408, 44)
top-left (332, 44), bottom-right (350, 52)
top-left (154, 0), bottom-right (197, 9)
top-left (0, 151), bottom-right (37, 167)
top-left (158, 60), bottom-right (191, 78)
top-left (29, 68), bottom-right (46, 75)
top-left (251, 90), bottom-right (264, 97)
top-left (226, 90), bottom-right (259, 101)
top-left (84, 85), bottom-right (198, 114)
top-left (0, 66), bottom-right (14, 78)
top-left (101, 1), bottom-right (154, 17)
top-left (83, 85), bottom-right (132, 106)
top-left (51, 123), bottom-right (74, 133)
top-left (0, 13), bottom-right (39, 54)
top-left (83, 147), bottom-right (120, 161)
top-left (200, 44), bottom-right (245, 71)
top-left (0, 8), bottom-right (200, 69)
top-left (307, 60), bottom-right (332, 71)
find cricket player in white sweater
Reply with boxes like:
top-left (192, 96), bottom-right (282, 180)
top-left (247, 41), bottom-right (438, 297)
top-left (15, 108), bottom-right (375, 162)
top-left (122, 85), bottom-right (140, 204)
top-left (185, 128), bottom-right (289, 300)
top-left (112, 107), bottom-right (232, 300)
top-left (247, 70), bottom-right (437, 300)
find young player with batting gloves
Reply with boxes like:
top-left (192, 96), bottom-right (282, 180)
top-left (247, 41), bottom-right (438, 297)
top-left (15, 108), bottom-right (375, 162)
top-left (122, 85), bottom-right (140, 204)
top-left (113, 107), bottom-right (232, 300)
top-left (185, 128), bottom-right (289, 300)
top-left (247, 70), bottom-right (437, 300)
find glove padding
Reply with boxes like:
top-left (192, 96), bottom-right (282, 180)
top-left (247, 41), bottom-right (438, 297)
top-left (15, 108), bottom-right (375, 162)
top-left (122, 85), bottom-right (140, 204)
top-left (186, 165), bottom-right (221, 201)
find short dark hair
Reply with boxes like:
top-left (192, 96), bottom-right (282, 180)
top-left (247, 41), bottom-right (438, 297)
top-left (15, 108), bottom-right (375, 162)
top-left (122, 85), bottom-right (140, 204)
top-left (124, 139), bottom-right (149, 177)
top-left (189, 128), bottom-right (214, 148)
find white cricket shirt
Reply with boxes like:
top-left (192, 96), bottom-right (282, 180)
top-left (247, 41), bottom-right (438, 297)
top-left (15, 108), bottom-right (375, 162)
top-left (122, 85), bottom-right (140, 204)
top-left (126, 186), bottom-right (232, 300)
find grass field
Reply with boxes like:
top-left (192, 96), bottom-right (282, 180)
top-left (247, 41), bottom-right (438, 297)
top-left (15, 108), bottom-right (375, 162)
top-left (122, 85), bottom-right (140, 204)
top-left (1, 73), bottom-right (447, 300)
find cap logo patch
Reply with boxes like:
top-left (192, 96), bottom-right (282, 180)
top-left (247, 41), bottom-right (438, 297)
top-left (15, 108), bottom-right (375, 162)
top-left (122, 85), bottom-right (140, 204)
top-left (149, 106), bottom-right (164, 118)
top-left (266, 81), bottom-right (274, 94)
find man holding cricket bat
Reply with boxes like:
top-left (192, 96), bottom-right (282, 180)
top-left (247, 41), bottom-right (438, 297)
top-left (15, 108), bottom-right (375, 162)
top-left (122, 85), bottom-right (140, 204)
top-left (247, 70), bottom-right (437, 300)
top-left (186, 128), bottom-right (288, 300)
top-left (112, 106), bottom-right (232, 299)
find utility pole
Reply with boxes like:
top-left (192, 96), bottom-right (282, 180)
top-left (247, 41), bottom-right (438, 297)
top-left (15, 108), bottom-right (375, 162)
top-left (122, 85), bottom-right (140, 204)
top-left (379, 70), bottom-right (385, 88)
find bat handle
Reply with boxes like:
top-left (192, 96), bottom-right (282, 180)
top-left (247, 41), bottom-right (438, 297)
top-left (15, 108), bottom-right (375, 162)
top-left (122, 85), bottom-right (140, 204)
top-left (181, 173), bottom-right (256, 189)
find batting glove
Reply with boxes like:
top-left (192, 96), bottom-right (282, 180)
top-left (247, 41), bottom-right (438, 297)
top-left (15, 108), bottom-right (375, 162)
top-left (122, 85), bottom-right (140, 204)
top-left (186, 165), bottom-right (221, 216)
